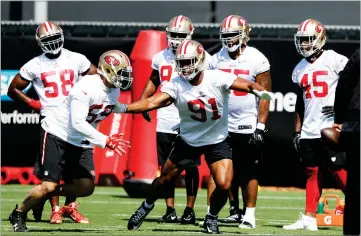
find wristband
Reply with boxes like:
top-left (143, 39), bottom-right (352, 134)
top-left (256, 122), bottom-right (265, 131)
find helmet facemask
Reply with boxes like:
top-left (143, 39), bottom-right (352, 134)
top-left (175, 55), bottom-right (204, 81)
top-left (220, 30), bottom-right (249, 52)
top-left (98, 65), bottom-right (133, 90)
top-left (37, 32), bottom-right (64, 55)
top-left (167, 31), bottom-right (192, 53)
top-left (294, 33), bottom-right (326, 58)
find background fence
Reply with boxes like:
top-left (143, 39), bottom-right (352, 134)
top-left (1, 21), bottom-right (360, 188)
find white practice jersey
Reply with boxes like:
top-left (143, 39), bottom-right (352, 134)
top-left (210, 46), bottom-right (270, 133)
top-left (20, 48), bottom-right (91, 117)
top-left (161, 69), bottom-right (236, 147)
top-left (42, 75), bottom-right (120, 148)
top-left (152, 48), bottom-right (212, 133)
top-left (292, 50), bottom-right (348, 139)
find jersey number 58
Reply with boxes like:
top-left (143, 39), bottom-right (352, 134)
top-left (40, 69), bottom-right (75, 98)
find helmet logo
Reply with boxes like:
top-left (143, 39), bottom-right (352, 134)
top-left (189, 24), bottom-right (193, 32)
top-left (197, 45), bottom-right (204, 54)
top-left (315, 24), bottom-right (324, 33)
top-left (237, 17), bottom-right (246, 26)
top-left (104, 55), bottom-right (120, 66)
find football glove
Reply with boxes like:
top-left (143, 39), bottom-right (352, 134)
top-left (321, 106), bottom-right (335, 119)
top-left (248, 124), bottom-right (267, 147)
top-left (29, 99), bottom-right (42, 111)
top-left (293, 132), bottom-right (301, 153)
top-left (106, 133), bottom-right (131, 156)
top-left (142, 111), bottom-right (151, 122)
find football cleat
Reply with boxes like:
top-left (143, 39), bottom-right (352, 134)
top-left (9, 204), bottom-right (28, 232)
top-left (50, 206), bottom-right (64, 224)
top-left (203, 214), bottom-right (220, 234)
top-left (128, 201), bottom-right (154, 230)
top-left (32, 199), bottom-right (46, 221)
top-left (224, 207), bottom-right (243, 223)
top-left (283, 213), bottom-right (318, 231)
top-left (180, 207), bottom-right (196, 224)
top-left (62, 202), bottom-right (89, 224)
top-left (158, 206), bottom-right (177, 223)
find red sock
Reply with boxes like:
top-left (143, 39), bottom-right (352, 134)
top-left (330, 168), bottom-right (347, 193)
top-left (305, 167), bottom-right (322, 214)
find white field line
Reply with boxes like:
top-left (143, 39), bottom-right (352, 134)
top-left (1, 198), bottom-right (304, 210)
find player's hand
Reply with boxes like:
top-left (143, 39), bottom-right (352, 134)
top-left (29, 99), bottom-right (42, 111)
top-left (142, 111), bottom-right (151, 122)
top-left (293, 132), bottom-right (301, 152)
top-left (321, 106), bottom-right (335, 119)
top-left (106, 133), bottom-right (131, 156)
top-left (248, 128), bottom-right (266, 147)
top-left (332, 123), bottom-right (343, 132)
top-left (253, 90), bottom-right (273, 100)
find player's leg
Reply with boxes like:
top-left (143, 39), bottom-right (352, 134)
top-left (157, 132), bottom-right (178, 223)
top-left (52, 147), bottom-right (95, 224)
top-left (180, 166), bottom-right (199, 224)
top-left (203, 138), bottom-right (233, 234)
top-left (237, 133), bottom-right (262, 229)
top-left (198, 173), bottom-right (215, 227)
top-left (323, 146), bottom-right (347, 193)
top-left (341, 132), bottom-right (360, 235)
top-left (9, 129), bottom-right (65, 231)
top-left (283, 139), bottom-right (320, 231)
top-left (128, 136), bottom-right (194, 230)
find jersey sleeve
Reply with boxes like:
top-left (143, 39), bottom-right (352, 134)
top-left (69, 84), bottom-right (108, 148)
top-left (19, 59), bottom-right (37, 81)
top-left (208, 54), bottom-right (218, 70)
top-left (160, 80), bottom-right (177, 99)
top-left (254, 52), bottom-right (270, 75)
top-left (77, 53), bottom-right (92, 74)
top-left (333, 52), bottom-right (349, 74)
top-left (151, 53), bottom-right (160, 71)
top-left (216, 69), bottom-right (237, 90)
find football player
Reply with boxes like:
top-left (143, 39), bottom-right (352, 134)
top-left (283, 19), bottom-right (348, 231)
top-left (139, 15), bottom-right (212, 224)
top-left (8, 50), bottom-right (132, 232)
top-left (119, 40), bottom-right (272, 234)
top-left (7, 21), bottom-right (98, 224)
top-left (202, 15), bottom-right (272, 229)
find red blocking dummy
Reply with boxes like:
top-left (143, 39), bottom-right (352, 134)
top-left (123, 30), bottom-right (167, 198)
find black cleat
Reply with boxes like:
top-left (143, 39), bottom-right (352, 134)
top-left (9, 204), bottom-right (28, 232)
top-left (127, 201), bottom-right (154, 230)
top-left (203, 214), bottom-right (220, 234)
top-left (32, 199), bottom-right (46, 221)
top-left (224, 207), bottom-right (244, 223)
top-left (180, 207), bottom-right (196, 224)
top-left (157, 206), bottom-right (177, 223)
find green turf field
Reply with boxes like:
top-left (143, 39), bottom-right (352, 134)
top-left (1, 185), bottom-right (343, 235)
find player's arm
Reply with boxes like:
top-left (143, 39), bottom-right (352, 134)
top-left (230, 77), bottom-right (272, 100)
top-left (293, 86), bottom-right (304, 152)
top-left (7, 73), bottom-right (41, 110)
top-left (81, 64), bottom-right (98, 76)
top-left (140, 69), bottom-right (161, 99)
top-left (255, 71), bottom-right (271, 124)
top-left (139, 69), bottom-right (161, 121)
top-left (115, 92), bottom-right (174, 114)
top-left (70, 93), bottom-right (130, 155)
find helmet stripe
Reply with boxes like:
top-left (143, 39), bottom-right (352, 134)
top-left (301, 19), bottom-right (311, 31)
top-left (119, 51), bottom-right (130, 66)
top-left (173, 16), bottom-right (179, 27)
top-left (179, 15), bottom-right (185, 28)
top-left (223, 16), bottom-right (228, 28)
top-left (47, 22), bottom-right (53, 30)
top-left (42, 22), bottom-right (49, 32)
top-left (183, 40), bottom-right (191, 54)
top-left (227, 15), bottom-right (235, 28)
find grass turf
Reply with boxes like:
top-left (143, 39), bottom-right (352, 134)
top-left (1, 185), bottom-right (343, 235)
